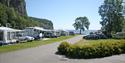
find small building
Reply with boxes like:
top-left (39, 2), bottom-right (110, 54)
top-left (0, 27), bottom-right (23, 44)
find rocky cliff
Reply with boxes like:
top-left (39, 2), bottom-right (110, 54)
top-left (0, 0), bottom-right (53, 29)
top-left (0, 0), bottom-right (27, 16)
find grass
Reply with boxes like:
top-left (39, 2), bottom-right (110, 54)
top-left (75, 39), bottom-right (125, 46)
top-left (0, 35), bottom-right (77, 54)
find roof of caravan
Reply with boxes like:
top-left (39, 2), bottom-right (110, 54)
top-left (26, 27), bottom-right (51, 31)
top-left (0, 27), bottom-right (22, 32)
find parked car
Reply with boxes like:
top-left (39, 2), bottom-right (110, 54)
top-left (0, 42), bottom-right (2, 46)
top-left (114, 32), bottom-right (125, 39)
top-left (96, 34), bottom-right (107, 39)
top-left (83, 34), bottom-right (98, 40)
top-left (69, 31), bottom-right (75, 35)
top-left (44, 33), bottom-right (58, 38)
top-left (17, 36), bottom-right (34, 42)
top-left (83, 33), bottom-right (107, 40)
top-left (25, 36), bottom-right (34, 41)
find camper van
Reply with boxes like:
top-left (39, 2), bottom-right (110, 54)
top-left (24, 27), bottom-right (46, 39)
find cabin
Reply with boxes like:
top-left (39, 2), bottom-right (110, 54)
top-left (0, 27), bottom-right (23, 45)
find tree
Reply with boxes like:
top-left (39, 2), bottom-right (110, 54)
top-left (73, 16), bottom-right (90, 34)
top-left (99, 0), bottom-right (125, 35)
top-left (0, 3), bottom-right (8, 26)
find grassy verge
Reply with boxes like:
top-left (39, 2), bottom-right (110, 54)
top-left (57, 39), bottom-right (125, 59)
top-left (0, 35), bottom-right (77, 54)
top-left (75, 39), bottom-right (125, 46)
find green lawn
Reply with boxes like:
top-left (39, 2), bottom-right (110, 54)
top-left (75, 39), bottom-right (125, 46)
top-left (0, 35), bottom-right (77, 53)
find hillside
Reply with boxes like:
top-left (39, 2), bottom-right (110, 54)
top-left (0, 0), bottom-right (53, 29)
top-left (29, 17), bottom-right (53, 29)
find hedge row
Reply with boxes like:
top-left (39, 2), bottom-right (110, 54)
top-left (57, 41), bottom-right (125, 59)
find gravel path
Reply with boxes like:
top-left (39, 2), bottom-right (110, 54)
top-left (0, 35), bottom-right (125, 63)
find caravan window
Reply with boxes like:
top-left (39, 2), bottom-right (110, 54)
top-left (7, 32), bottom-right (11, 40)
top-left (0, 31), bottom-right (3, 41)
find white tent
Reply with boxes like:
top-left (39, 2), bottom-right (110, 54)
top-left (0, 27), bottom-right (23, 44)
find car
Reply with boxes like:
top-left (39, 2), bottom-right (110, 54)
top-left (0, 42), bottom-right (2, 46)
top-left (97, 34), bottom-right (107, 39)
top-left (114, 32), bottom-right (125, 39)
top-left (83, 33), bottom-right (107, 40)
top-left (44, 33), bottom-right (58, 38)
top-left (25, 36), bottom-right (34, 41)
top-left (83, 34), bottom-right (98, 40)
top-left (17, 36), bottom-right (34, 42)
top-left (69, 31), bottom-right (75, 35)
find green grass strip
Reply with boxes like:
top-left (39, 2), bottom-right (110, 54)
top-left (0, 35), bottom-right (77, 53)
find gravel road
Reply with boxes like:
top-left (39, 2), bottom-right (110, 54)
top-left (0, 35), bottom-right (125, 63)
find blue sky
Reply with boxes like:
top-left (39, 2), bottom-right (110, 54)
top-left (26, 0), bottom-right (103, 30)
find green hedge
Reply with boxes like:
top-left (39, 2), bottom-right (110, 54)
top-left (57, 41), bottom-right (125, 59)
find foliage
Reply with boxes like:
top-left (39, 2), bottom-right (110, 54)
top-left (58, 42), bottom-right (70, 54)
top-left (57, 39), bottom-right (125, 59)
top-left (0, 3), bottom-right (53, 29)
top-left (99, 0), bottom-right (125, 35)
top-left (0, 3), bottom-right (8, 26)
top-left (73, 16), bottom-right (90, 34)
top-left (29, 17), bottom-right (53, 29)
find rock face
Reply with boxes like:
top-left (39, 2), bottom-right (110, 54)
top-left (0, 0), bottom-right (54, 29)
top-left (0, 0), bottom-right (27, 16)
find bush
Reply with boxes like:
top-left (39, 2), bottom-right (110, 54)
top-left (57, 42), bottom-right (70, 54)
top-left (57, 41), bottom-right (125, 59)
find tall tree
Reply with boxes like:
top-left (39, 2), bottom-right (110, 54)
top-left (0, 3), bottom-right (8, 26)
top-left (99, 0), bottom-right (125, 35)
top-left (73, 16), bottom-right (90, 34)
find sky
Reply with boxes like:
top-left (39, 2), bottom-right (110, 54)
top-left (26, 0), bottom-right (103, 30)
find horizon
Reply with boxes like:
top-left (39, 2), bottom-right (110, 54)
top-left (26, 0), bottom-right (103, 30)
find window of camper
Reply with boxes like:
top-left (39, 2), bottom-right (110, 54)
top-left (0, 31), bottom-right (3, 41)
top-left (11, 32), bottom-right (16, 39)
top-left (7, 32), bottom-right (11, 40)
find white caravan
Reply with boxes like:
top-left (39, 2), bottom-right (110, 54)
top-left (0, 27), bottom-right (23, 44)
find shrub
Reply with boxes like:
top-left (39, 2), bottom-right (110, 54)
top-left (57, 42), bottom-right (70, 54)
top-left (57, 41), bottom-right (125, 59)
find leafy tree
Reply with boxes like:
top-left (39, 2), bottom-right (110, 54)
top-left (99, 0), bottom-right (125, 35)
top-left (0, 3), bottom-right (8, 26)
top-left (73, 16), bottom-right (90, 34)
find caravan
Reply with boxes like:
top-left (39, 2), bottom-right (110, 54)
top-left (24, 27), bottom-right (46, 39)
top-left (0, 27), bottom-right (23, 45)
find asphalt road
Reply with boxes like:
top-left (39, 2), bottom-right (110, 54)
top-left (0, 35), bottom-right (125, 63)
